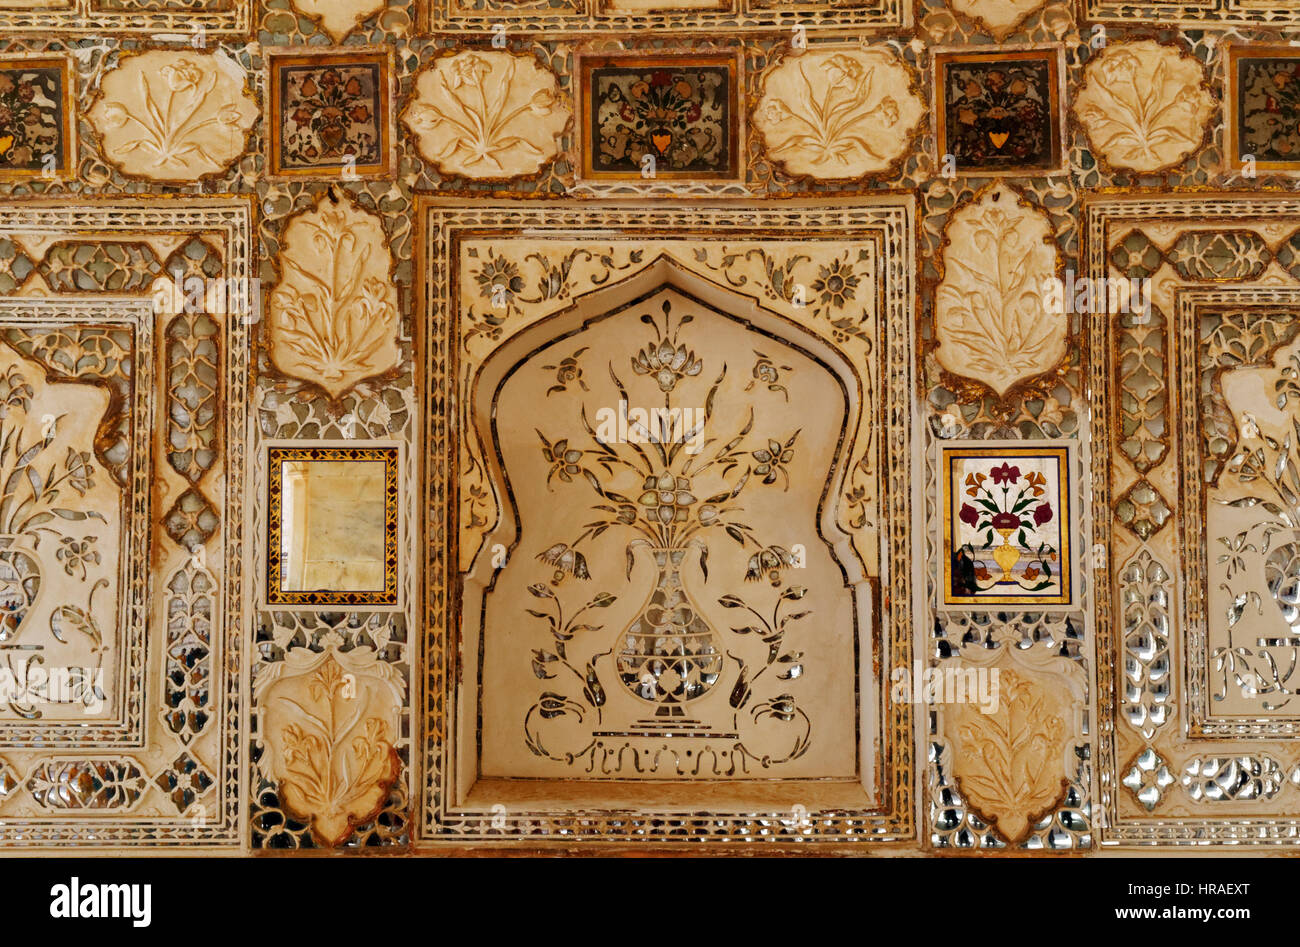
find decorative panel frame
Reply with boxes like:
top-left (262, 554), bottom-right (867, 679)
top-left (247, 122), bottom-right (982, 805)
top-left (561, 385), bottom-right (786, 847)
top-left (422, 0), bottom-right (909, 36)
top-left (418, 196), bottom-right (917, 847)
top-left (0, 197), bottom-right (251, 850)
top-left (1082, 0), bottom-right (1300, 27)
top-left (0, 0), bottom-right (250, 35)
top-left (1088, 193), bottom-right (1300, 846)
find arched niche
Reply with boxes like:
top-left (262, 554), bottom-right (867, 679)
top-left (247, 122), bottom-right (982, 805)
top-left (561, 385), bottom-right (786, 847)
top-left (458, 255), bottom-right (876, 810)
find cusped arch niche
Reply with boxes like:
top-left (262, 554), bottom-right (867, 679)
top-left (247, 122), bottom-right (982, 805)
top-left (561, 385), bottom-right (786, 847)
top-left (461, 256), bottom-right (877, 810)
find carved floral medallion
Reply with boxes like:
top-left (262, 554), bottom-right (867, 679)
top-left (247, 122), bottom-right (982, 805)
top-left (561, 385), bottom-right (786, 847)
top-left (947, 0), bottom-right (1050, 40)
top-left (288, 0), bottom-right (385, 43)
top-left (402, 50), bottom-right (570, 182)
top-left (752, 46), bottom-right (924, 182)
top-left (87, 50), bottom-right (257, 184)
top-left (942, 646), bottom-right (1085, 844)
top-left (253, 643), bottom-right (404, 847)
top-left (1072, 40), bottom-right (1215, 175)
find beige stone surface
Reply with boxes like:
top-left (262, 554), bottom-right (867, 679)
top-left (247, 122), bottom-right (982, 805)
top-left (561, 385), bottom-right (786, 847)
top-left (87, 50), bottom-right (256, 183)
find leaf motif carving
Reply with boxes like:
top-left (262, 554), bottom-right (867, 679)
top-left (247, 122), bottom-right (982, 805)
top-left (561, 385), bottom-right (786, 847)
top-left (87, 51), bottom-right (257, 183)
top-left (255, 648), bottom-right (405, 848)
top-left (946, 668), bottom-right (1071, 844)
top-left (948, 0), bottom-right (1048, 40)
top-left (289, 0), bottom-right (385, 42)
top-left (268, 191), bottom-right (400, 399)
top-left (934, 183), bottom-right (1066, 397)
top-left (752, 47), bottom-right (924, 181)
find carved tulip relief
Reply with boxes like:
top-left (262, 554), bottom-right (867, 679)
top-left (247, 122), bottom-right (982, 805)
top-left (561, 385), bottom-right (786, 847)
top-left (934, 183), bottom-right (1065, 397)
top-left (402, 51), bottom-right (570, 181)
top-left (267, 190), bottom-right (400, 399)
top-left (87, 51), bottom-right (256, 183)
top-left (753, 47), bottom-right (924, 181)
top-left (1073, 40), bottom-right (1215, 174)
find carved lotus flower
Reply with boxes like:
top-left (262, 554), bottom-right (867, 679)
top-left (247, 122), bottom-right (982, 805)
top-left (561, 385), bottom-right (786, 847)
top-left (753, 47), bottom-right (924, 181)
top-left (934, 183), bottom-right (1065, 397)
top-left (268, 191), bottom-right (400, 399)
top-left (402, 51), bottom-right (570, 181)
top-left (1073, 40), bottom-right (1215, 174)
top-left (87, 50), bottom-right (256, 183)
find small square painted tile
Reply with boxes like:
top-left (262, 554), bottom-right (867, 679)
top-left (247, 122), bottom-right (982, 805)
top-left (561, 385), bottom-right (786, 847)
top-left (0, 55), bottom-right (73, 180)
top-left (1230, 47), bottom-right (1300, 170)
top-left (936, 49), bottom-right (1061, 175)
top-left (269, 50), bottom-right (390, 178)
top-left (581, 52), bottom-right (739, 180)
top-left (942, 444), bottom-right (1072, 607)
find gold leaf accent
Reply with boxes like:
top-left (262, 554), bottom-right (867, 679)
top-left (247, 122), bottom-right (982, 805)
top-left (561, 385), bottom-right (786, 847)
top-left (268, 190), bottom-right (400, 399)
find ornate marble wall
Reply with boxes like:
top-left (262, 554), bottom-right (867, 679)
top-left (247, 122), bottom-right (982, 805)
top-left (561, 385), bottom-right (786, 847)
top-left (0, 0), bottom-right (1295, 854)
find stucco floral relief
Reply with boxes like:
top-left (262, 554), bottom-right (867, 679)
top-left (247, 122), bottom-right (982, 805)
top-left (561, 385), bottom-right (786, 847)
top-left (1073, 40), bottom-right (1215, 174)
top-left (752, 46), bottom-right (923, 181)
top-left (947, 0), bottom-right (1050, 40)
top-left (934, 183), bottom-right (1065, 398)
top-left (268, 190), bottom-right (400, 399)
top-left (402, 50), bottom-right (570, 181)
top-left (290, 0), bottom-right (385, 42)
top-left (87, 50), bottom-right (256, 183)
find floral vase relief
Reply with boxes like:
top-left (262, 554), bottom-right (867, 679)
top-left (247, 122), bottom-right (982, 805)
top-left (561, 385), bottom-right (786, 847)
top-left (934, 183), bottom-right (1065, 399)
top-left (943, 446), bottom-right (1071, 606)
top-left (483, 291), bottom-right (865, 777)
top-left (87, 50), bottom-right (257, 183)
top-left (402, 50), bottom-right (570, 181)
top-left (1072, 40), bottom-right (1215, 174)
top-left (0, 355), bottom-right (115, 717)
top-left (752, 47), bottom-right (924, 181)
top-left (267, 189), bottom-right (400, 399)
